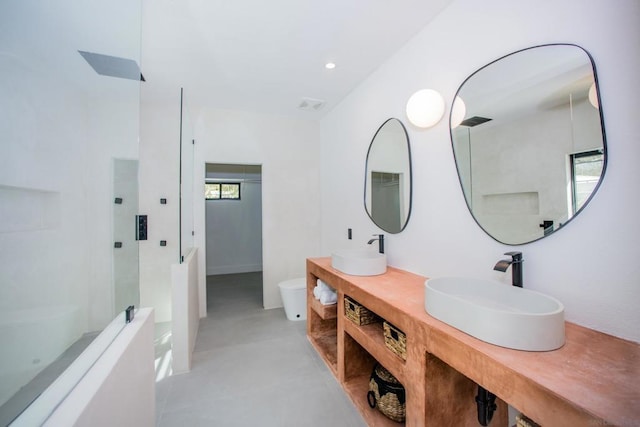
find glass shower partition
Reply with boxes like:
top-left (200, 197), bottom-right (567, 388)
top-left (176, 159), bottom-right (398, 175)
top-left (180, 88), bottom-right (195, 263)
top-left (0, 0), bottom-right (142, 424)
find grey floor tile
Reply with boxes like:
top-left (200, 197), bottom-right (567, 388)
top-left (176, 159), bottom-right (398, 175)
top-left (156, 272), bottom-right (366, 427)
top-left (154, 376), bottom-right (173, 420)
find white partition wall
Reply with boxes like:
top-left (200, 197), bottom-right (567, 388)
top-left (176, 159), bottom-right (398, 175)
top-left (171, 249), bottom-right (200, 374)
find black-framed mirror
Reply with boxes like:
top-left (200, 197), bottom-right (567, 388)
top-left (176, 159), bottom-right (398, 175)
top-left (364, 118), bottom-right (412, 233)
top-left (450, 44), bottom-right (607, 245)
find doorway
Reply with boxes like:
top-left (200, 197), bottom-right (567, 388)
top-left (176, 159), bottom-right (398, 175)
top-left (371, 171), bottom-right (402, 233)
top-left (204, 164), bottom-right (263, 308)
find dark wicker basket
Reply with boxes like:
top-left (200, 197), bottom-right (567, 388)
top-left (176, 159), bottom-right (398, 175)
top-left (383, 321), bottom-right (407, 360)
top-left (344, 296), bottom-right (379, 326)
top-left (516, 413), bottom-right (540, 427)
top-left (367, 363), bottom-right (406, 422)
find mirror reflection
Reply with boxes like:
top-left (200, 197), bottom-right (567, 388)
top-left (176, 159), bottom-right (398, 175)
top-left (450, 44), bottom-right (607, 245)
top-left (365, 118), bottom-right (412, 233)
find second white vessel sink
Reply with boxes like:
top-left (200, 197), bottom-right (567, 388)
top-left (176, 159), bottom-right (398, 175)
top-left (425, 277), bottom-right (565, 351)
top-left (331, 249), bottom-right (387, 276)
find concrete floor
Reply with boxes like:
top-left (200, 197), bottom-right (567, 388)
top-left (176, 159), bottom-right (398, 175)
top-left (155, 272), bottom-right (366, 426)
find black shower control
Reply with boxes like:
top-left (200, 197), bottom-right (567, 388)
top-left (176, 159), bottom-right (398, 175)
top-left (160, 198), bottom-right (167, 204)
top-left (114, 242), bottom-right (122, 248)
top-left (125, 305), bottom-right (135, 323)
top-left (539, 220), bottom-right (554, 236)
top-left (160, 240), bottom-right (167, 246)
top-left (114, 197), bottom-right (123, 204)
top-left (136, 215), bottom-right (148, 241)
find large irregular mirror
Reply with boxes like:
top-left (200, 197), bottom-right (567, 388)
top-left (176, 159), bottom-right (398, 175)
top-left (450, 44), bottom-right (607, 245)
top-left (365, 118), bottom-right (412, 233)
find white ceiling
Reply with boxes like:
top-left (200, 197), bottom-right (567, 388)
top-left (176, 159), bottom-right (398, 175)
top-left (141, 0), bottom-right (453, 118)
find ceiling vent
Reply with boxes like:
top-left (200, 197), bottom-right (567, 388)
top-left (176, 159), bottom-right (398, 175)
top-left (298, 97), bottom-right (325, 112)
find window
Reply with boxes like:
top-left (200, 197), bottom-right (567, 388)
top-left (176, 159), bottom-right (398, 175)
top-left (570, 150), bottom-right (604, 214)
top-left (205, 182), bottom-right (241, 200)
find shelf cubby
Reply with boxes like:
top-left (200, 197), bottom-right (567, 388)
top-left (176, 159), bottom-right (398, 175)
top-left (309, 295), bottom-right (337, 320)
top-left (343, 320), bottom-right (406, 383)
top-left (343, 332), bottom-right (404, 426)
top-left (307, 273), bottom-right (339, 375)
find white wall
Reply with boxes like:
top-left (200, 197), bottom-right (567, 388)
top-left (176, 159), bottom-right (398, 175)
top-left (319, 0), bottom-right (640, 343)
top-left (194, 109), bottom-right (321, 310)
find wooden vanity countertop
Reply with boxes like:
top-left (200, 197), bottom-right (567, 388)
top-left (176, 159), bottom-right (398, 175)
top-left (308, 257), bottom-right (640, 426)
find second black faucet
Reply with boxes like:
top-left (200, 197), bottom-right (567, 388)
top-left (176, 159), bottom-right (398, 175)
top-left (367, 234), bottom-right (385, 254)
top-left (493, 251), bottom-right (523, 288)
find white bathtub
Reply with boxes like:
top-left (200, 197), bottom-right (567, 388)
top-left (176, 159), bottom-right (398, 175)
top-left (0, 305), bottom-right (82, 407)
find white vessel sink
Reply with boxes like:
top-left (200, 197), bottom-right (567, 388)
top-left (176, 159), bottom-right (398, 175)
top-left (331, 249), bottom-right (387, 276)
top-left (424, 277), bottom-right (565, 351)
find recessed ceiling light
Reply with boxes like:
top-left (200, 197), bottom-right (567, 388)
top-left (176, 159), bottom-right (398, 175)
top-left (325, 62), bottom-right (336, 70)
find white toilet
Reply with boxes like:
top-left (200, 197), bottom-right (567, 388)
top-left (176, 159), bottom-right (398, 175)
top-left (278, 277), bottom-right (307, 321)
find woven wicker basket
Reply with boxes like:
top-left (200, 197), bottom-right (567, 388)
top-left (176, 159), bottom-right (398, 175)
top-left (367, 363), bottom-right (405, 422)
top-left (383, 321), bottom-right (407, 360)
top-left (516, 413), bottom-right (540, 427)
top-left (344, 296), bottom-right (379, 326)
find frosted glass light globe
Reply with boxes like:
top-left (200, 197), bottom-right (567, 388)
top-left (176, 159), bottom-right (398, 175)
top-left (588, 83), bottom-right (599, 109)
top-left (451, 96), bottom-right (466, 128)
top-left (406, 89), bottom-right (445, 128)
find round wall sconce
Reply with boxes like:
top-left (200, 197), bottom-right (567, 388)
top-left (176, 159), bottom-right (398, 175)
top-left (406, 89), bottom-right (445, 128)
top-left (588, 83), bottom-right (599, 109)
top-left (451, 96), bottom-right (466, 128)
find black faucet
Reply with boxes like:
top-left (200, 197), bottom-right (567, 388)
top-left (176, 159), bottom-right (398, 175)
top-left (367, 234), bottom-right (384, 254)
top-left (493, 251), bottom-right (523, 288)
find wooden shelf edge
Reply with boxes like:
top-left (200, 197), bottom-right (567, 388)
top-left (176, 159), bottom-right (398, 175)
top-left (309, 296), bottom-right (337, 320)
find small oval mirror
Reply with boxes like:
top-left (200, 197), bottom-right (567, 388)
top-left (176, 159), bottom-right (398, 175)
top-left (364, 118), bottom-right (412, 233)
top-left (450, 44), bottom-right (607, 245)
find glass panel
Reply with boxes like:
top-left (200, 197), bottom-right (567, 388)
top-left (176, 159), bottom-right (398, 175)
top-left (113, 159), bottom-right (140, 313)
top-left (0, 0), bottom-right (141, 423)
top-left (205, 183), bottom-right (221, 199)
top-left (180, 90), bottom-right (194, 263)
top-left (205, 183), bottom-right (240, 200)
top-left (8, 312), bottom-right (127, 426)
top-left (221, 183), bottom-right (241, 199)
